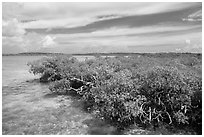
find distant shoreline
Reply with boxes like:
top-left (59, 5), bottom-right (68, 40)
top-left (2, 52), bottom-right (202, 57)
top-left (2, 52), bottom-right (65, 56)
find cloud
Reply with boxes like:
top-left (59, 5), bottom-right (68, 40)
top-left (50, 25), bottom-right (201, 53)
top-left (4, 2), bottom-right (200, 29)
top-left (188, 9), bottom-right (202, 18)
top-left (2, 16), bottom-right (27, 53)
top-left (175, 48), bottom-right (181, 52)
top-left (55, 24), bottom-right (200, 42)
top-left (21, 17), bottom-right (97, 29)
top-left (21, 2), bottom-right (199, 18)
top-left (183, 38), bottom-right (202, 53)
top-left (42, 35), bottom-right (56, 48)
top-left (2, 31), bottom-right (58, 53)
top-left (21, 34), bottom-right (58, 51)
top-left (2, 4), bottom-right (57, 53)
top-left (2, 2), bottom-right (202, 53)
top-left (185, 39), bottom-right (191, 45)
top-left (2, 16), bottom-right (43, 52)
top-left (2, 36), bottom-right (27, 53)
top-left (182, 9), bottom-right (202, 22)
top-left (2, 2), bottom-right (23, 20)
top-left (2, 18), bottom-right (25, 37)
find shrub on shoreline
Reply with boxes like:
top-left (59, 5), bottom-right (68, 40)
top-left (28, 55), bottom-right (202, 134)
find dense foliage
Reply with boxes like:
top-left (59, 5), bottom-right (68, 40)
top-left (28, 54), bottom-right (202, 134)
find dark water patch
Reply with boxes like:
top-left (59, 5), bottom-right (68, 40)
top-left (25, 79), bottom-right (40, 83)
top-left (43, 93), bottom-right (60, 99)
top-left (82, 118), bottom-right (121, 135)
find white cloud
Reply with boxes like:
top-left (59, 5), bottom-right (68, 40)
top-left (2, 7), bottom-right (58, 52)
top-left (2, 16), bottom-right (43, 52)
top-left (183, 38), bottom-right (202, 52)
top-left (3, 25), bottom-right (201, 53)
top-left (42, 35), bottom-right (56, 48)
top-left (182, 18), bottom-right (202, 22)
top-left (2, 3), bottom-right (23, 20)
top-left (21, 2), bottom-right (198, 18)
top-left (2, 36), bottom-right (27, 53)
top-left (4, 2), bottom-right (200, 29)
top-left (2, 2), bottom-right (202, 53)
top-left (49, 25), bottom-right (201, 53)
top-left (188, 9), bottom-right (202, 18)
top-left (21, 17), bottom-right (97, 29)
top-left (2, 31), bottom-right (57, 53)
top-left (55, 24), bottom-right (200, 41)
top-left (175, 48), bottom-right (181, 52)
top-left (182, 9), bottom-right (202, 22)
top-left (2, 18), bottom-right (25, 37)
top-left (185, 39), bottom-right (191, 45)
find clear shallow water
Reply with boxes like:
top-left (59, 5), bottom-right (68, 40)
top-left (2, 55), bottom-right (94, 86)
top-left (2, 55), bottom-right (119, 135)
top-left (2, 56), bottom-right (43, 86)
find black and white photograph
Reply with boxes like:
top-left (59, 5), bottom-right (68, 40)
top-left (2, 1), bottom-right (202, 135)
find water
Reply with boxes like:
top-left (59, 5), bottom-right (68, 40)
top-left (2, 56), bottom-right (43, 86)
top-left (2, 55), bottom-right (94, 86)
top-left (2, 55), bottom-right (118, 135)
top-left (73, 56), bottom-right (95, 61)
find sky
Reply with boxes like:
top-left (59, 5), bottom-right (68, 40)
top-left (2, 2), bottom-right (202, 54)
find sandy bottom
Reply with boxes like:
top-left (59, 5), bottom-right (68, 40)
top-left (2, 78), bottom-right (119, 135)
